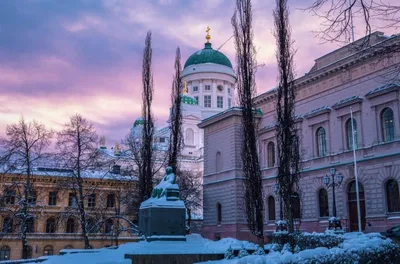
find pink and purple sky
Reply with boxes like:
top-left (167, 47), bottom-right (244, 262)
top-left (0, 0), bottom-right (396, 145)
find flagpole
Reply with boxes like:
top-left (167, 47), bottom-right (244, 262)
top-left (349, 0), bottom-right (355, 43)
top-left (350, 107), bottom-right (362, 232)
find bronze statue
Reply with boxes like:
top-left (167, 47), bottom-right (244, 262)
top-left (151, 166), bottom-right (177, 199)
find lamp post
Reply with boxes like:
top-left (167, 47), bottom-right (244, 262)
top-left (324, 168), bottom-right (344, 230)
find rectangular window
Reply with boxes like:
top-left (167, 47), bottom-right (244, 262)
top-left (194, 96), bottom-right (199, 105)
top-left (228, 98), bottom-right (232, 108)
top-left (217, 96), bottom-right (223, 108)
top-left (88, 193), bottom-right (96, 208)
top-left (107, 194), bottom-right (115, 208)
top-left (228, 88), bottom-right (231, 94)
top-left (204, 95), bottom-right (211, 108)
top-left (5, 190), bottom-right (15, 205)
top-left (68, 193), bottom-right (77, 207)
top-left (193, 86), bottom-right (198, 92)
top-left (205, 85), bottom-right (211, 91)
top-left (48, 191), bottom-right (57, 206)
top-left (159, 137), bottom-right (165, 143)
top-left (27, 190), bottom-right (36, 205)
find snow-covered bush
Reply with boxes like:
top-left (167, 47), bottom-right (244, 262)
top-left (286, 243), bottom-right (400, 264)
top-left (224, 246), bottom-right (234, 259)
top-left (272, 231), bottom-right (344, 252)
top-left (253, 245), bottom-right (265, 255)
top-left (238, 245), bottom-right (249, 258)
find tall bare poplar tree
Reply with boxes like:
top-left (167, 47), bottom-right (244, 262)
top-left (168, 47), bottom-right (183, 173)
top-left (0, 117), bottom-right (53, 259)
top-left (139, 31), bottom-right (155, 202)
top-left (232, 0), bottom-right (264, 243)
top-left (56, 114), bottom-right (99, 249)
top-left (274, 0), bottom-right (301, 233)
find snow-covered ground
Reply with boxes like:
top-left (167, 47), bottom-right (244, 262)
top-left (27, 232), bottom-right (393, 264)
top-left (30, 234), bottom-right (255, 264)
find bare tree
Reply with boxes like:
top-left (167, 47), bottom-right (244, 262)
top-left (138, 31), bottom-right (155, 203)
top-left (0, 117), bottom-right (53, 259)
top-left (168, 47), bottom-right (183, 173)
top-left (176, 170), bottom-right (202, 228)
top-left (232, 0), bottom-right (264, 244)
top-left (56, 114), bottom-right (100, 249)
top-left (306, 0), bottom-right (399, 44)
top-left (274, 0), bottom-right (301, 233)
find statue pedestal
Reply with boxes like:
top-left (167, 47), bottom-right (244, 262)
top-left (139, 197), bottom-right (186, 242)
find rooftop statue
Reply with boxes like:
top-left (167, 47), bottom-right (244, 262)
top-left (151, 166), bottom-right (177, 199)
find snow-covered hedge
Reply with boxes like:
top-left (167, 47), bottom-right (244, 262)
top-left (272, 231), bottom-right (344, 252)
top-left (286, 243), bottom-right (400, 264)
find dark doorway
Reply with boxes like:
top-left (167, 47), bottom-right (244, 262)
top-left (347, 181), bottom-right (366, 231)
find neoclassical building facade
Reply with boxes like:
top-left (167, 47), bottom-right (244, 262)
top-left (0, 165), bottom-right (137, 261)
top-left (199, 31), bottom-right (400, 241)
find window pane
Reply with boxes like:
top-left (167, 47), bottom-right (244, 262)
top-left (319, 189), bottom-right (329, 217)
top-left (386, 180), bottom-right (400, 213)
top-left (204, 95), bottom-right (211, 108)
top-left (268, 196), bottom-right (276, 220)
top-left (382, 108), bottom-right (395, 142)
top-left (267, 142), bottom-right (275, 167)
top-left (346, 119), bottom-right (357, 150)
top-left (217, 96), bottom-right (223, 108)
top-left (317, 127), bottom-right (326, 157)
top-left (48, 192), bottom-right (57, 206)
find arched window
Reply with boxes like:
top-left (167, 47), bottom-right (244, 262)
top-left (87, 218), bottom-right (97, 233)
top-left (26, 217), bottom-right (34, 233)
top-left (386, 179), bottom-right (400, 213)
top-left (318, 189), bottom-right (329, 217)
top-left (185, 128), bottom-right (194, 145)
top-left (217, 203), bottom-right (222, 224)
top-left (381, 108), bottom-right (395, 142)
top-left (104, 219), bottom-right (113, 234)
top-left (268, 196), bottom-right (276, 221)
top-left (46, 218), bottom-right (56, 233)
top-left (346, 118), bottom-right (358, 150)
top-left (316, 127), bottom-right (327, 157)
top-left (216, 151), bottom-right (222, 172)
top-left (43, 245), bottom-right (53, 256)
top-left (267, 142), bottom-right (275, 168)
top-left (291, 193), bottom-right (301, 219)
top-left (0, 246), bottom-right (10, 261)
top-left (66, 218), bottom-right (75, 233)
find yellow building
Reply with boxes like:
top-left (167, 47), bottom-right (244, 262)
top-left (0, 166), bottom-right (138, 261)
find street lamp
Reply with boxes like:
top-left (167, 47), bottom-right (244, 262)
top-left (324, 168), bottom-right (344, 230)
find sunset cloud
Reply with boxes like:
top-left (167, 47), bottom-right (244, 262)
top-left (0, 0), bottom-right (397, 144)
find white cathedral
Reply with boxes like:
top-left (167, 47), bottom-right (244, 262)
top-left (130, 30), bottom-right (236, 173)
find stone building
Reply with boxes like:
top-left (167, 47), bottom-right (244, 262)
top-left (199, 31), bottom-right (400, 241)
top-left (0, 165), bottom-right (137, 261)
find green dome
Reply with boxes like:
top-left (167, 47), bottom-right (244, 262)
top-left (181, 94), bottom-right (198, 105)
top-left (133, 117), bottom-right (144, 127)
top-left (184, 42), bottom-right (232, 69)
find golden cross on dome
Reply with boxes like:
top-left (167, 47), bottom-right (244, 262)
top-left (183, 81), bottom-right (188, 94)
top-left (206, 26), bottom-right (211, 43)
